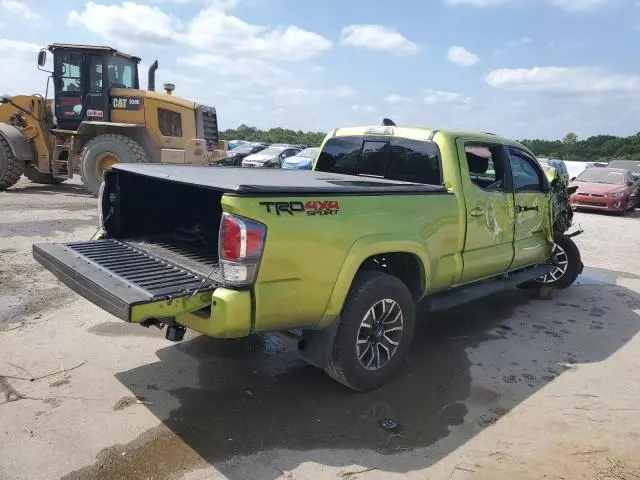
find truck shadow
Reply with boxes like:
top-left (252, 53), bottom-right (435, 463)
top-left (67, 274), bottom-right (640, 480)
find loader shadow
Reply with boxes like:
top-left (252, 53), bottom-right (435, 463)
top-left (67, 274), bottom-right (640, 480)
top-left (6, 179), bottom-right (93, 198)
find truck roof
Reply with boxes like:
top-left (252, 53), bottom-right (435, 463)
top-left (112, 163), bottom-right (448, 195)
top-left (331, 125), bottom-right (531, 152)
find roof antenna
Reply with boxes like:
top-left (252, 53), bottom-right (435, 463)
top-left (382, 118), bottom-right (396, 126)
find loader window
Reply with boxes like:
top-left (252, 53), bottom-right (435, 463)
top-left (158, 108), bottom-right (183, 137)
top-left (57, 52), bottom-right (82, 93)
top-left (107, 56), bottom-right (136, 89)
top-left (89, 56), bottom-right (103, 93)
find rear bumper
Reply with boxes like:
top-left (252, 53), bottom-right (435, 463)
top-left (33, 241), bottom-right (252, 337)
top-left (570, 194), bottom-right (627, 211)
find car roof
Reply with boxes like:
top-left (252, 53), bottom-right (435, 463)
top-left (329, 125), bottom-right (531, 153)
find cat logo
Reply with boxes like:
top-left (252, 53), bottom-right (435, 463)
top-left (112, 96), bottom-right (142, 110)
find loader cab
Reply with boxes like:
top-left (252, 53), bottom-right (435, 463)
top-left (41, 44), bottom-right (140, 131)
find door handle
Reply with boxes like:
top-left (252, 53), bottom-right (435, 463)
top-left (470, 207), bottom-right (485, 217)
top-left (517, 205), bottom-right (539, 212)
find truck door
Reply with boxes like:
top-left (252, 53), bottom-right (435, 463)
top-left (458, 140), bottom-right (515, 284)
top-left (506, 147), bottom-right (554, 269)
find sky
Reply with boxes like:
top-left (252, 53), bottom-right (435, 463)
top-left (1, 0), bottom-right (640, 140)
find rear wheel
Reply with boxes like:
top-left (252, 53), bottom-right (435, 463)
top-left (0, 136), bottom-right (25, 190)
top-left (23, 164), bottom-right (65, 185)
top-left (80, 134), bottom-right (148, 196)
top-left (325, 271), bottom-right (415, 391)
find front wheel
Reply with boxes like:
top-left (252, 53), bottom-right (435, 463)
top-left (80, 134), bottom-right (149, 196)
top-left (535, 232), bottom-right (582, 290)
top-left (324, 271), bottom-right (415, 391)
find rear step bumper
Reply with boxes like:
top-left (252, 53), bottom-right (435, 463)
top-left (33, 240), bottom-right (217, 322)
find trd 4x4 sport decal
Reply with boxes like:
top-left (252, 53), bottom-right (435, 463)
top-left (259, 200), bottom-right (340, 216)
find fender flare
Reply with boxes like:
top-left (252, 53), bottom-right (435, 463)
top-left (0, 123), bottom-right (35, 162)
top-left (316, 234), bottom-right (431, 329)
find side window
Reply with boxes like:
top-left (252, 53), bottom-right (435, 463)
top-left (509, 149), bottom-right (546, 192)
top-left (465, 144), bottom-right (505, 192)
top-left (107, 56), bottom-right (135, 89)
top-left (158, 108), bottom-right (182, 137)
top-left (89, 56), bottom-right (103, 93)
top-left (358, 141), bottom-right (388, 177)
top-left (57, 52), bottom-right (82, 93)
top-left (315, 137), bottom-right (362, 175)
top-left (386, 138), bottom-right (441, 185)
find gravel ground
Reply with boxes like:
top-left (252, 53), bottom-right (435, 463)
top-left (1, 176), bottom-right (640, 480)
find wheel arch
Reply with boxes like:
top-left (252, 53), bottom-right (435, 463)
top-left (0, 123), bottom-right (36, 162)
top-left (316, 235), bottom-right (429, 329)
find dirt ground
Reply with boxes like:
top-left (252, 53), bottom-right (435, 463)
top-left (1, 176), bottom-right (640, 480)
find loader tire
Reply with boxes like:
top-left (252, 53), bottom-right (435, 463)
top-left (24, 164), bottom-right (65, 185)
top-left (0, 135), bottom-right (25, 190)
top-left (80, 134), bottom-right (148, 196)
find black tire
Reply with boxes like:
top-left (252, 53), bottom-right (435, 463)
top-left (534, 232), bottom-right (582, 290)
top-left (23, 164), bottom-right (64, 185)
top-left (325, 270), bottom-right (415, 391)
top-left (0, 136), bottom-right (25, 190)
top-left (80, 134), bottom-right (148, 196)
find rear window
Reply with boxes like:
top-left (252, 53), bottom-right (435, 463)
top-left (316, 136), bottom-right (442, 185)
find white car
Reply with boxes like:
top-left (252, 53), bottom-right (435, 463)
top-left (242, 145), bottom-right (301, 168)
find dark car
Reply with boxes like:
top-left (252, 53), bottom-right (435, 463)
top-left (569, 167), bottom-right (639, 215)
top-left (222, 142), bottom-right (269, 166)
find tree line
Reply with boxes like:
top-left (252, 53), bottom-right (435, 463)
top-left (220, 125), bottom-right (640, 161)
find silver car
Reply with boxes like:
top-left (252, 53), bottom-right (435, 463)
top-left (242, 145), bottom-right (301, 168)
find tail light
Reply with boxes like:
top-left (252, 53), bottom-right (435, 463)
top-left (218, 213), bottom-right (266, 286)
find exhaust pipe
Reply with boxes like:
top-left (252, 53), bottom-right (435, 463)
top-left (148, 60), bottom-right (158, 91)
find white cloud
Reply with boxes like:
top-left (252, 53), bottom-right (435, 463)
top-left (485, 66), bottom-right (640, 93)
top-left (424, 88), bottom-right (472, 107)
top-left (177, 54), bottom-right (290, 86)
top-left (68, 1), bottom-right (332, 60)
top-left (446, 45), bottom-right (479, 66)
top-left (340, 24), bottom-right (419, 55)
top-left (385, 94), bottom-right (412, 104)
top-left (0, 39), bottom-right (41, 53)
top-left (68, 2), bottom-right (182, 44)
top-left (185, 5), bottom-right (332, 60)
top-left (0, 38), bottom-right (47, 96)
top-left (0, 0), bottom-right (42, 22)
top-left (310, 65), bottom-right (325, 73)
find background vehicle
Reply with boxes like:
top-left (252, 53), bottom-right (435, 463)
top-left (227, 139), bottom-right (248, 150)
top-left (281, 147), bottom-right (319, 170)
top-left (570, 167), bottom-right (638, 215)
top-left (242, 144), bottom-right (301, 168)
top-left (0, 43), bottom-right (225, 195)
top-left (33, 125), bottom-right (582, 391)
top-left (221, 142), bottom-right (268, 166)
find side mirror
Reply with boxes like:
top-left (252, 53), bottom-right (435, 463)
top-left (629, 181), bottom-right (635, 187)
top-left (37, 50), bottom-right (46, 67)
top-left (570, 176), bottom-right (576, 182)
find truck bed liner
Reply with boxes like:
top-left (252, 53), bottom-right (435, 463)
top-left (112, 163), bottom-right (449, 195)
top-left (33, 239), bottom-right (218, 321)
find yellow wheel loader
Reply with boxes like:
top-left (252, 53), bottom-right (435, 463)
top-left (0, 43), bottom-right (226, 195)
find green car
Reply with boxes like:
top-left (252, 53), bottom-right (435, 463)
top-left (33, 125), bottom-right (583, 390)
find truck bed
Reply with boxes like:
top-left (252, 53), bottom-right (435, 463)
top-left (112, 164), bottom-right (449, 195)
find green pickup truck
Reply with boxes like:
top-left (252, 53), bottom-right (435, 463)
top-left (33, 125), bottom-right (583, 390)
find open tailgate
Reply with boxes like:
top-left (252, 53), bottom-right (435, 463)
top-left (33, 239), bottom-right (217, 322)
